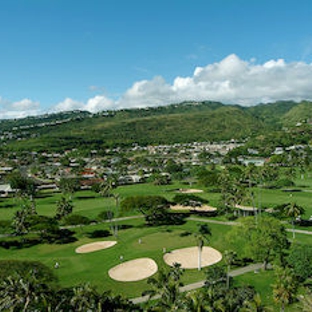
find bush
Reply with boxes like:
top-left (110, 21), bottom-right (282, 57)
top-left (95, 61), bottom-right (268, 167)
top-left (268, 178), bottom-right (295, 189)
top-left (98, 210), bottom-right (115, 221)
top-left (172, 194), bottom-right (209, 206)
top-left (120, 195), bottom-right (169, 213)
top-left (287, 244), bottom-right (312, 281)
top-left (62, 214), bottom-right (90, 226)
top-left (88, 229), bottom-right (111, 238)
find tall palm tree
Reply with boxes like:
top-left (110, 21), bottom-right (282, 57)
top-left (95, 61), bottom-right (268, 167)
top-left (224, 250), bottom-right (237, 289)
top-left (12, 204), bottom-right (31, 236)
top-left (56, 196), bottom-right (73, 220)
top-left (283, 202), bottom-right (305, 239)
top-left (144, 264), bottom-right (185, 311)
top-left (194, 224), bottom-right (212, 271)
top-left (272, 266), bottom-right (298, 312)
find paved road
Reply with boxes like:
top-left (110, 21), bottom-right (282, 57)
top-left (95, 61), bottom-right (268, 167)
top-left (130, 263), bottom-right (263, 304)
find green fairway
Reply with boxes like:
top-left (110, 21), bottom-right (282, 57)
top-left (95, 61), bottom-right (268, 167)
top-left (1, 181), bottom-right (312, 305)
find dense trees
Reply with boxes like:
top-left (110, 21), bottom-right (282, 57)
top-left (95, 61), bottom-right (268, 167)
top-left (230, 216), bottom-right (289, 269)
top-left (120, 195), bottom-right (181, 225)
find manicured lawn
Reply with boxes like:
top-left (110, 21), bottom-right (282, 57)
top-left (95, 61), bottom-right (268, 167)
top-left (0, 217), bottom-right (235, 297)
top-left (1, 180), bottom-right (312, 308)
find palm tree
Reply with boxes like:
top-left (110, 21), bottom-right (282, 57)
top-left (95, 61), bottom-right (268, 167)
top-left (272, 266), bottom-right (298, 312)
top-left (224, 250), bottom-right (237, 289)
top-left (56, 196), bottom-right (74, 220)
top-left (283, 202), bottom-right (305, 239)
top-left (194, 224), bottom-right (212, 271)
top-left (12, 204), bottom-right (31, 235)
top-left (0, 271), bottom-right (52, 312)
top-left (70, 283), bottom-right (97, 311)
top-left (144, 264), bottom-right (185, 311)
top-left (298, 287), bottom-right (312, 312)
top-left (184, 289), bottom-right (211, 312)
top-left (241, 293), bottom-right (271, 311)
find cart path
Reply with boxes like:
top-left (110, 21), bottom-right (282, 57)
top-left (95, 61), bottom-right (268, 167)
top-left (130, 262), bottom-right (263, 304)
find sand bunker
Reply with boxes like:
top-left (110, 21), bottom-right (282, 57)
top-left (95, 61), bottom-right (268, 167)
top-left (164, 246), bottom-right (222, 269)
top-left (170, 204), bottom-right (217, 212)
top-left (177, 189), bottom-right (204, 194)
top-left (108, 258), bottom-right (158, 282)
top-left (75, 241), bottom-right (117, 254)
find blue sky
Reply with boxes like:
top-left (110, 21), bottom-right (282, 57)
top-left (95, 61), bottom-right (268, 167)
top-left (1, 0), bottom-right (312, 118)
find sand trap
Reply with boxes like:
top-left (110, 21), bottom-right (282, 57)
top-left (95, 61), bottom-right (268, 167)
top-left (177, 189), bottom-right (204, 193)
top-left (170, 204), bottom-right (217, 212)
top-left (164, 246), bottom-right (222, 269)
top-left (75, 241), bottom-right (117, 253)
top-left (108, 258), bottom-right (158, 282)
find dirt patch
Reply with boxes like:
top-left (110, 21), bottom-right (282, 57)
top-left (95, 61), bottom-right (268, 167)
top-left (75, 241), bottom-right (117, 253)
top-left (108, 258), bottom-right (158, 282)
top-left (164, 246), bottom-right (222, 269)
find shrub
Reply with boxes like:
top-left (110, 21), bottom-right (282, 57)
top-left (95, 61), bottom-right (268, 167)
top-left (98, 210), bottom-right (114, 221)
top-left (88, 229), bottom-right (111, 238)
top-left (172, 194), bottom-right (209, 206)
top-left (62, 214), bottom-right (90, 226)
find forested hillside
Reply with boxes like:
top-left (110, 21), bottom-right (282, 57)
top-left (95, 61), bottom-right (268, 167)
top-left (1, 100), bottom-right (312, 152)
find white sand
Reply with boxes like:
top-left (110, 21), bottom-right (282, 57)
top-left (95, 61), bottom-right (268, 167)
top-left (163, 246), bottom-right (222, 269)
top-left (108, 258), bottom-right (158, 282)
top-left (177, 189), bottom-right (204, 193)
top-left (235, 204), bottom-right (257, 211)
top-left (170, 204), bottom-right (217, 212)
top-left (75, 241), bottom-right (117, 253)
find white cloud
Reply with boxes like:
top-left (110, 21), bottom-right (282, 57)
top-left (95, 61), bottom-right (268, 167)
top-left (3, 54), bottom-right (312, 119)
top-left (0, 97), bottom-right (41, 119)
top-left (52, 98), bottom-right (84, 112)
top-left (117, 54), bottom-right (312, 107)
top-left (85, 95), bottom-right (115, 112)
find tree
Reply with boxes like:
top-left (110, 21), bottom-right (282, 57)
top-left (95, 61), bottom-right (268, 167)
top-left (58, 177), bottom-right (79, 200)
top-left (283, 202), bottom-right (305, 239)
top-left (183, 289), bottom-right (211, 312)
top-left (69, 283), bottom-right (97, 311)
top-left (7, 171), bottom-right (38, 214)
top-left (224, 250), bottom-right (237, 289)
top-left (0, 270), bottom-right (52, 312)
top-left (298, 288), bottom-right (312, 312)
top-left (272, 266), bottom-right (299, 312)
top-left (120, 195), bottom-right (172, 225)
top-left (144, 263), bottom-right (185, 311)
top-left (240, 293), bottom-right (270, 312)
top-left (194, 224), bottom-right (212, 271)
top-left (230, 216), bottom-right (289, 270)
top-left (12, 203), bottom-right (32, 235)
top-left (56, 196), bottom-right (74, 220)
top-left (287, 243), bottom-right (312, 282)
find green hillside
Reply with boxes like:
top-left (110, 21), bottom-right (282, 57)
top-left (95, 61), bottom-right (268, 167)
top-left (1, 100), bottom-right (312, 152)
top-left (281, 101), bottom-right (312, 126)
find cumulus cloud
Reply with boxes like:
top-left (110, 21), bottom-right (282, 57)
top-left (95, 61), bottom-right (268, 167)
top-left (3, 54), bottom-right (312, 119)
top-left (0, 97), bottom-right (41, 119)
top-left (51, 95), bottom-right (115, 113)
top-left (115, 54), bottom-right (312, 108)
